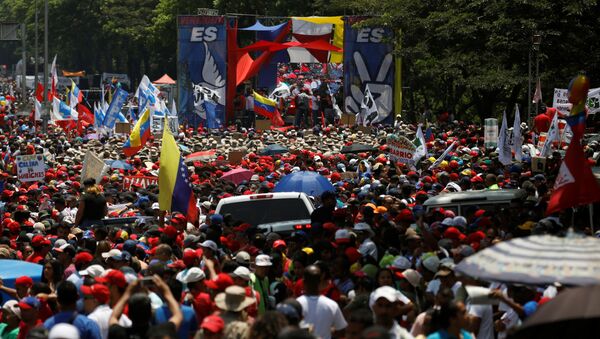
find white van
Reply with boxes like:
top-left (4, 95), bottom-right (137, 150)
top-left (423, 189), bottom-right (527, 215)
top-left (215, 192), bottom-right (315, 234)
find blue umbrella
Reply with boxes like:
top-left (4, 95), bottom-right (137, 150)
top-left (108, 160), bottom-right (133, 170)
top-left (259, 144), bottom-right (289, 156)
top-left (0, 260), bottom-right (43, 300)
top-left (274, 171), bottom-right (335, 197)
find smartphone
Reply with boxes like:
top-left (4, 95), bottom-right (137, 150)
top-left (140, 277), bottom-right (155, 287)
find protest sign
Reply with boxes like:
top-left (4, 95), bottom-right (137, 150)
top-left (387, 134), bottom-right (417, 165)
top-left (484, 118), bottom-right (498, 149)
top-left (115, 122), bottom-right (131, 134)
top-left (81, 151), bottom-right (108, 184)
top-left (123, 176), bottom-right (158, 190)
top-left (552, 88), bottom-right (570, 113)
top-left (16, 154), bottom-right (45, 182)
top-left (532, 157), bottom-right (547, 173)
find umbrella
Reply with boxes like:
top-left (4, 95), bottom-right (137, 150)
top-left (259, 144), bottom-right (289, 156)
top-left (220, 168), bottom-right (254, 185)
top-left (274, 171), bottom-right (334, 197)
top-left (185, 150), bottom-right (217, 163)
top-left (512, 285), bottom-right (600, 339)
top-left (106, 160), bottom-right (133, 170)
top-left (0, 260), bottom-right (43, 300)
top-left (455, 235), bottom-right (600, 286)
top-left (340, 144), bottom-right (375, 154)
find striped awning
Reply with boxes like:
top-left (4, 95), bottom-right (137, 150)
top-left (455, 235), bottom-right (600, 286)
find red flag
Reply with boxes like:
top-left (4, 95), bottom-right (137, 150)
top-left (76, 104), bottom-right (94, 124)
top-left (271, 108), bottom-right (285, 127)
top-left (35, 83), bottom-right (44, 102)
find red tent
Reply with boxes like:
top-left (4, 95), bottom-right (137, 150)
top-left (153, 74), bottom-right (176, 85)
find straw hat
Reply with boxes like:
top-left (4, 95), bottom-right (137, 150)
top-left (214, 285), bottom-right (255, 312)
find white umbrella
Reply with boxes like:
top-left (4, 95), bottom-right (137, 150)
top-left (455, 234), bottom-right (600, 286)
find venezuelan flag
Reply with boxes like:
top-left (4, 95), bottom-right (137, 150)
top-left (123, 108), bottom-right (151, 157)
top-left (70, 80), bottom-right (83, 104)
top-left (253, 91), bottom-right (285, 126)
top-left (158, 124), bottom-right (199, 223)
top-left (253, 91), bottom-right (276, 118)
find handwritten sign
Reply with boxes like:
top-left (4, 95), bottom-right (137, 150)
top-left (123, 176), bottom-right (158, 190)
top-left (16, 155), bottom-right (46, 182)
top-left (387, 134), bottom-right (416, 165)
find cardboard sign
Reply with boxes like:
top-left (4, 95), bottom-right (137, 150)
top-left (81, 151), bottom-right (108, 184)
top-left (532, 156), bottom-right (547, 173)
top-left (255, 119), bottom-right (271, 131)
top-left (115, 122), bottom-right (131, 134)
top-left (484, 118), bottom-right (498, 149)
top-left (387, 134), bottom-right (417, 165)
top-left (123, 176), bottom-right (158, 190)
top-left (228, 151), bottom-right (244, 165)
top-left (16, 154), bottom-right (46, 182)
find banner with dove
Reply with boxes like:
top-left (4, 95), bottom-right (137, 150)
top-left (343, 17), bottom-right (395, 125)
top-left (177, 16), bottom-right (227, 128)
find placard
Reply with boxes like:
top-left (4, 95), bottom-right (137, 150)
top-left (16, 155), bottom-right (46, 182)
top-left (532, 156), bottom-right (547, 173)
top-left (484, 118), bottom-right (498, 149)
top-left (115, 122), bottom-right (131, 134)
top-left (81, 151), bottom-right (107, 184)
top-left (537, 132), bottom-right (547, 150)
top-left (386, 134), bottom-right (417, 165)
top-left (123, 176), bottom-right (159, 190)
top-left (228, 151), bottom-right (244, 165)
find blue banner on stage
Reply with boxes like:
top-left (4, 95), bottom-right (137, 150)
top-left (178, 16), bottom-right (227, 128)
top-left (343, 18), bottom-right (395, 125)
top-left (103, 87), bottom-right (129, 129)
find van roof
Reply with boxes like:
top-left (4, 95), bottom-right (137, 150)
top-left (217, 192), bottom-right (309, 205)
top-left (423, 189), bottom-right (526, 206)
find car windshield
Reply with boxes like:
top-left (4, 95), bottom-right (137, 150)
top-left (219, 198), bottom-right (311, 226)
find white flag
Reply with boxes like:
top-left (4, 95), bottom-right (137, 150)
top-left (360, 85), bottom-right (378, 126)
top-left (269, 83), bottom-right (291, 100)
top-left (541, 112), bottom-right (559, 157)
top-left (50, 55), bottom-right (58, 92)
top-left (512, 104), bottom-right (523, 162)
top-left (532, 78), bottom-right (542, 103)
top-left (414, 124), bottom-right (427, 162)
top-left (498, 110), bottom-right (512, 165)
top-left (170, 101), bottom-right (177, 117)
top-left (34, 99), bottom-right (42, 121)
top-left (429, 141), bottom-right (457, 170)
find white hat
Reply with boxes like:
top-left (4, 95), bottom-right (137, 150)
top-left (390, 256), bottom-right (411, 270)
top-left (453, 216), bottom-right (467, 229)
top-left (255, 254), bottom-right (272, 267)
top-left (182, 267), bottom-right (206, 283)
top-left (250, 174), bottom-right (260, 182)
top-left (79, 264), bottom-right (105, 278)
top-left (441, 217), bottom-right (455, 226)
top-left (335, 229), bottom-right (351, 242)
top-left (369, 286), bottom-right (410, 310)
top-left (33, 222), bottom-right (46, 232)
top-left (231, 266), bottom-right (251, 281)
top-left (400, 269), bottom-right (422, 288)
top-left (234, 251), bottom-right (251, 265)
top-left (353, 223), bottom-right (374, 237)
top-left (152, 202), bottom-right (160, 210)
top-left (101, 249), bottom-right (122, 260)
top-left (53, 239), bottom-right (67, 248)
top-left (200, 240), bottom-right (218, 252)
top-left (422, 256), bottom-right (440, 273)
top-left (3, 300), bottom-right (21, 319)
top-left (49, 323), bottom-right (80, 339)
top-left (201, 201), bottom-right (211, 209)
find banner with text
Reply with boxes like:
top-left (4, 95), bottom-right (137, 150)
top-left (553, 87), bottom-right (600, 115)
top-left (177, 16), bottom-right (227, 128)
top-left (123, 176), bottom-right (158, 190)
top-left (387, 134), bottom-right (416, 165)
top-left (344, 17), bottom-right (395, 125)
top-left (16, 155), bottom-right (46, 182)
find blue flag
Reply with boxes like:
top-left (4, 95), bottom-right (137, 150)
top-left (103, 87), bottom-right (129, 129)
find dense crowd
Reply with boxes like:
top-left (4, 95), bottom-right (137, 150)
top-left (0, 77), bottom-right (599, 339)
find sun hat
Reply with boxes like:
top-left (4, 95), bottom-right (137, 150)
top-left (214, 285), bottom-right (255, 312)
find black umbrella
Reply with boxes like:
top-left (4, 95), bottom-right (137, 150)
top-left (259, 144), bottom-right (289, 156)
top-left (511, 285), bottom-right (600, 339)
top-left (340, 143), bottom-right (375, 154)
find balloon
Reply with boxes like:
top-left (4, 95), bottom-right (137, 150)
top-left (568, 75), bottom-right (590, 105)
top-left (0, 101), bottom-right (6, 107)
top-left (0, 96), bottom-right (5, 101)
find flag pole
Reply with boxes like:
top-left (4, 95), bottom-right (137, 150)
top-left (590, 204), bottom-right (594, 235)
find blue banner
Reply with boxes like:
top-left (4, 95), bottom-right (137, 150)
top-left (103, 87), bottom-right (129, 129)
top-left (177, 16), bottom-right (227, 128)
top-left (343, 18), bottom-right (395, 125)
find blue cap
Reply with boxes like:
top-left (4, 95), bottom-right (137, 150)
top-left (210, 214), bottom-right (224, 224)
top-left (18, 296), bottom-right (41, 309)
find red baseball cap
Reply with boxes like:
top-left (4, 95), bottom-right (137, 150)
top-left (204, 273), bottom-right (234, 292)
top-left (182, 249), bottom-right (199, 266)
top-left (81, 284), bottom-right (110, 304)
top-left (15, 276), bottom-right (33, 287)
top-left (201, 315), bottom-right (225, 334)
top-left (31, 235), bottom-right (51, 247)
top-left (96, 270), bottom-right (127, 289)
top-left (273, 240), bottom-right (287, 249)
top-left (443, 227), bottom-right (464, 241)
top-left (74, 252), bottom-right (94, 265)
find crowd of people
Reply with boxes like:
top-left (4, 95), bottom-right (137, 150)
top-left (0, 75), bottom-right (598, 339)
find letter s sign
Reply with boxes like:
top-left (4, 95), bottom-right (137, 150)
top-left (356, 28), bottom-right (385, 43)
top-left (190, 27), bottom-right (218, 42)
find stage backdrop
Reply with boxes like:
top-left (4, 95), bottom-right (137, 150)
top-left (177, 16), bottom-right (227, 128)
top-left (343, 17), bottom-right (395, 125)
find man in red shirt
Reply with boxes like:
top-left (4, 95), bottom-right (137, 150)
top-left (26, 235), bottom-right (51, 264)
top-left (181, 267), bottom-right (212, 324)
top-left (17, 297), bottom-right (42, 339)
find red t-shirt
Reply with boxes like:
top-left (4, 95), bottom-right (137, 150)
top-left (17, 319), bottom-right (42, 339)
top-left (26, 252), bottom-right (44, 264)
top-left (191, 291), bottom-right (213, 324)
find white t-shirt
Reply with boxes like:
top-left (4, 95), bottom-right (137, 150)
top-left (467, 303), bottom-right (494, 339)
top-left (88, 304), bottom-right (132, 339)
top-left (297, 295), bottom-right (347, 339)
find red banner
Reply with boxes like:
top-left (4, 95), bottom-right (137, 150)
top-left (123, 176), bottom-right (158, 190)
